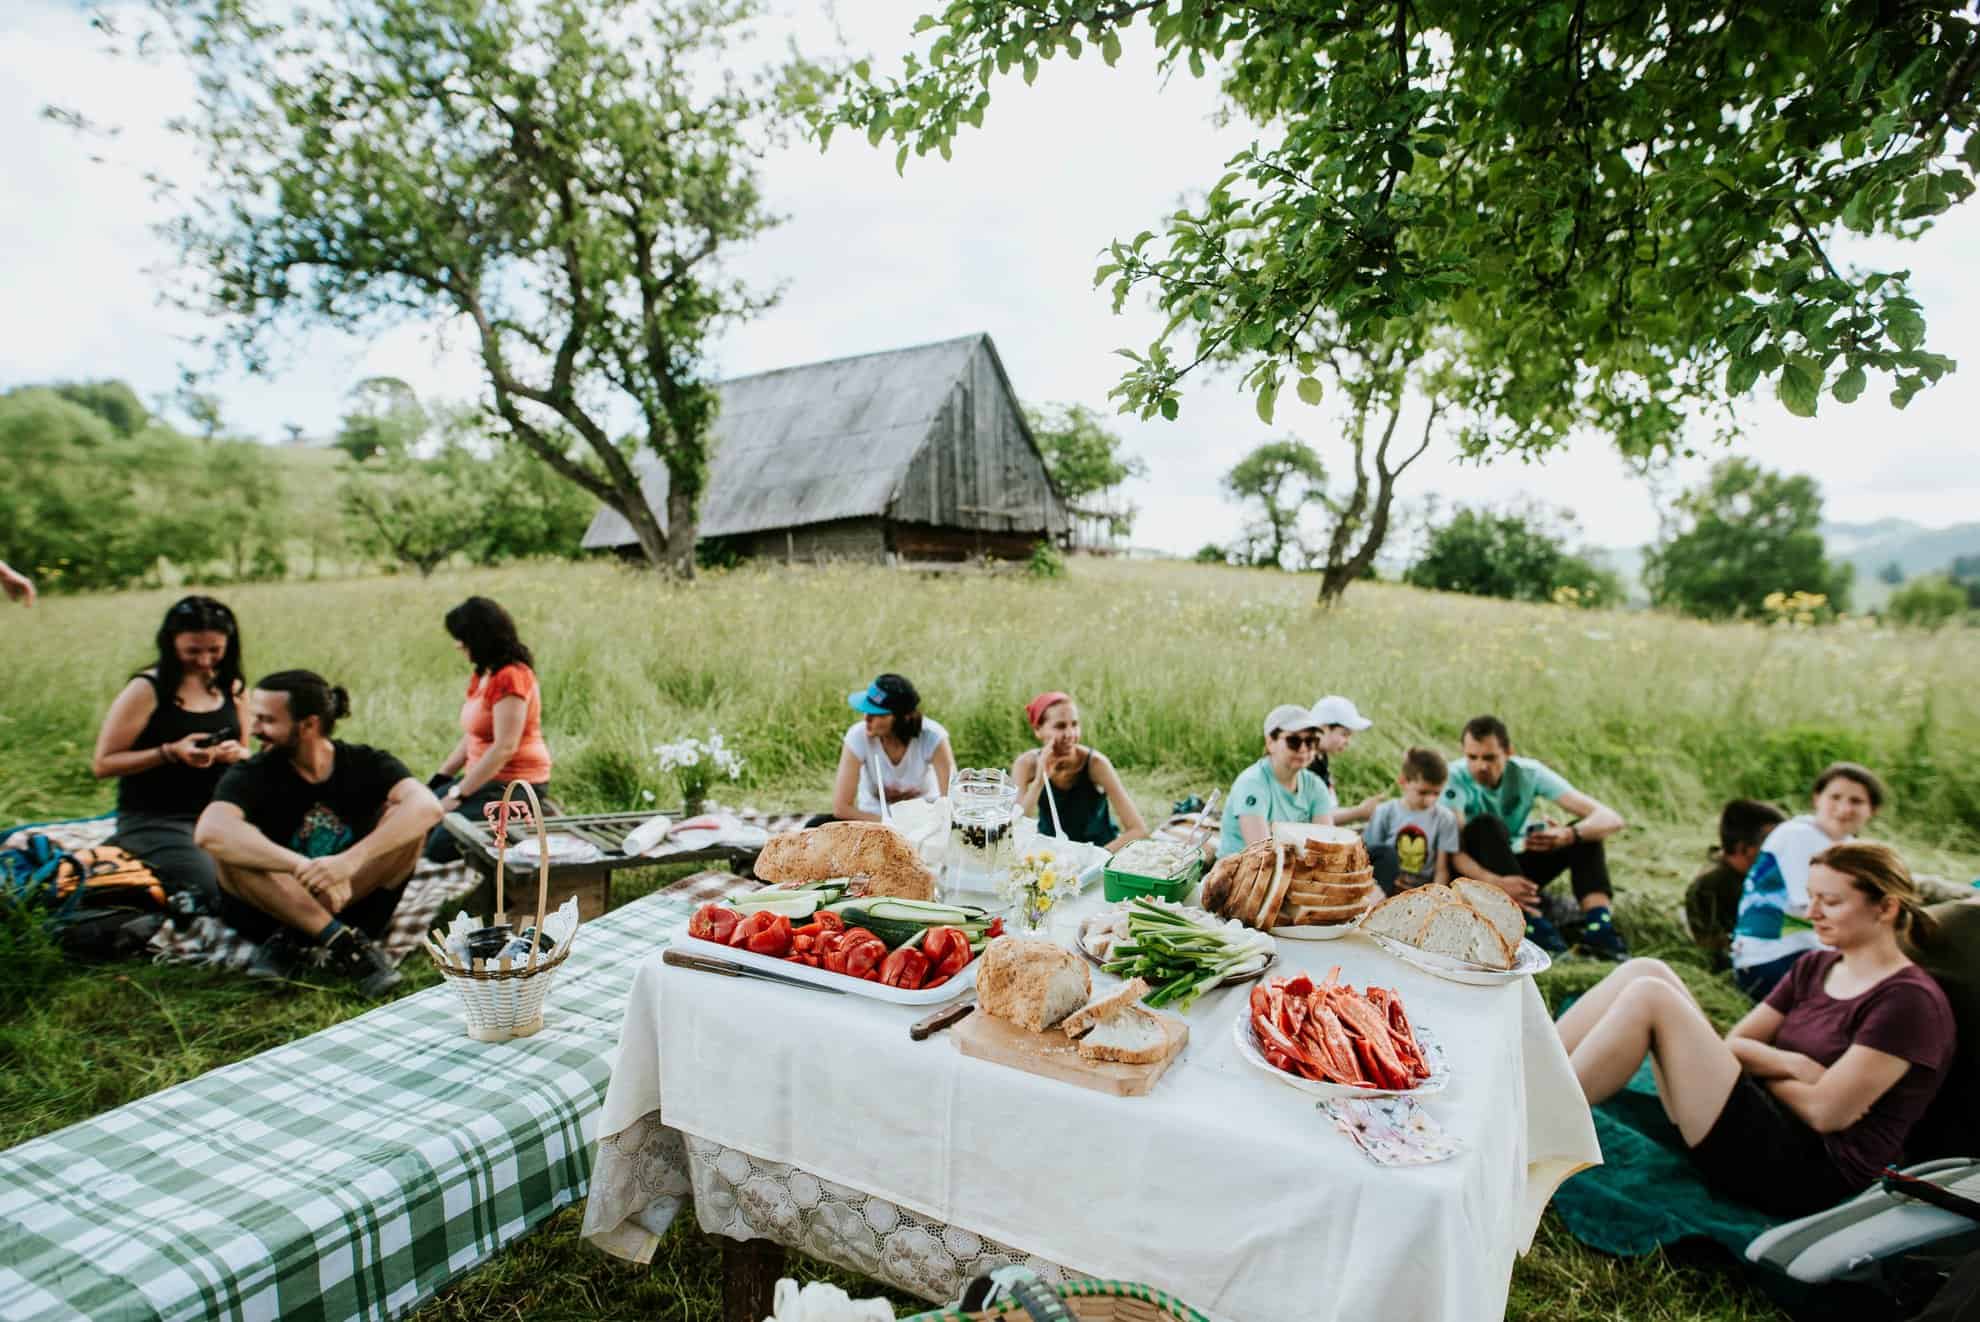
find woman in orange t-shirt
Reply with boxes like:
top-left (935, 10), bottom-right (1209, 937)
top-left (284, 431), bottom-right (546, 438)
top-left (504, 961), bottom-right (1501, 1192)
top-left (424, 597), bottom-right (554, 862)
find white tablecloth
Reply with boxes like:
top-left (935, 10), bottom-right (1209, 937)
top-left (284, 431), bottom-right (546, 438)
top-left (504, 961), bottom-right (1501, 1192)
top-left (584, 899), bottom-right (1599, 1322)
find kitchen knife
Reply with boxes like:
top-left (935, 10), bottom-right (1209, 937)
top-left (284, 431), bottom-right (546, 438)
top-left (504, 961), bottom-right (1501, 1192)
top-left (909, 998), bottom-right (976, 1040)
top-left (662, 947), bottom-right (846, 994)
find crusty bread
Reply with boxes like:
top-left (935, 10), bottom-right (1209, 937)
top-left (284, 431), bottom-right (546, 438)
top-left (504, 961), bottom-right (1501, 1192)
top-left (754, 822), bottom-right (935, 900)
top-left (1062, 977), bottom-right (1150, 1039)
top-left (1285, 894), bottom-right (1377, 926)
top-left (1255, 843), bottom-right (1297, 930)
top-left (1073, 1005), bottom-right (1171, 1065)
top-left (1274, 823), bottom-right (1368, 874)
top-left (1200, 851), bottom-right (1240, 914)
top-left (1286, 877), bottom-right (1379, 906)
top-left (1417, 903), bottom-right (1516, 970)
top-left (1360, 885), bottom-right (1454, 940)
top-left (977, 937), bottom-right (1091, 1033)
top-left (1232, 846), bottom-right (1274, 923)
top-left (1451, 878), bottom-right (1526, 951)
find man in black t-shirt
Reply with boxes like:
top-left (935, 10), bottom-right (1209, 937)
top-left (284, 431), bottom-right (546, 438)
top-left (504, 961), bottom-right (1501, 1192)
top-left (194, 670), bottom-right (441, 995)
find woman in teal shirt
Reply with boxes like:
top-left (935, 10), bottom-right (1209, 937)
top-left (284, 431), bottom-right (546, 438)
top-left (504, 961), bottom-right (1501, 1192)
top-left (1218, 704), bottom-right (1336, 857)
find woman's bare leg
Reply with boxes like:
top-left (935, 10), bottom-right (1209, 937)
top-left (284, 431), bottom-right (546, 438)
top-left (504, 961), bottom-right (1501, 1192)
top-left (1556, 958), bottom-right (1693, 1054)
top-left (1570, 978), bottom-right (1741, 1145)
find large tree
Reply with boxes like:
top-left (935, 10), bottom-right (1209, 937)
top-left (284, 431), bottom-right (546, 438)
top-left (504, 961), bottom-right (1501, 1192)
top-left (1223, 438), bottom-right (1329, 569)
top-left (99, 0), bottom-right (803, 577)
top-left (1643, 458), bottom-right (1853, 618)
top-left (830, 2), bottom-right (1977, 456)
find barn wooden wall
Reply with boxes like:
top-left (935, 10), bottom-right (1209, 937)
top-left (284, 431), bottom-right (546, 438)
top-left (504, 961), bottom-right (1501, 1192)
top-left (892, 341), bottom-right (1065, 537)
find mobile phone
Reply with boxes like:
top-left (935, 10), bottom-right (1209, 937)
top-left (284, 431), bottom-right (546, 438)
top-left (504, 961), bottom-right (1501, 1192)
top-left (195, 733), bottom-right (223, 749)
top-left (1524, 820), bottom-right (1549, 837)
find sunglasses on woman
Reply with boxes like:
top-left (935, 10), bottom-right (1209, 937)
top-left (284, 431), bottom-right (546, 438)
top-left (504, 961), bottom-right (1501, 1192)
top-left (1280, 733), bottom-right (1318, 751)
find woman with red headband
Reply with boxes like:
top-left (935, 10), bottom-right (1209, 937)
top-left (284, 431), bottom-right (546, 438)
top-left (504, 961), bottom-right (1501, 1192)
top-left (1011, 692), bottom-right (1148, 852)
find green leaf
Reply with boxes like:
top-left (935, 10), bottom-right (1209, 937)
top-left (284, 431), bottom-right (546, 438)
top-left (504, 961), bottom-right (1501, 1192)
top-left (1777, 358), bottom-right (1822, 418)
top-left (1832, 364), bottom-right (1867, 403)
top-left (1295, 376), bottom-right (1324, 405)
top-left (1101, 31), bottom-right (1122, 66)
top-left (1726, 356), bottom-right (1761, 395)
top-left (852, 59), bottom-right (870, 81)
top-left (1159, 396), bottom-right (1179, 421)
top-left (894, 143), bottom-right (910, 175)
top-left (1885, 304), bottom-right (1926, 351)
top-left (1387, 143), bottom-right (1413, 173)
top-left (1255, 382), bottom-right (1277, 425)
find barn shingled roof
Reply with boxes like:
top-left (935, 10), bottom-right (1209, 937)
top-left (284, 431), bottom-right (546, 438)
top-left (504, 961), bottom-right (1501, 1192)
top-left (582, 332), bottom-right (1045, 548)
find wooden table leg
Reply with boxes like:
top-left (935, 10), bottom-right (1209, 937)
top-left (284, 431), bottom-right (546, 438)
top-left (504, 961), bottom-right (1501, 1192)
top-left (721, 1236), bottom-right (784, 1322)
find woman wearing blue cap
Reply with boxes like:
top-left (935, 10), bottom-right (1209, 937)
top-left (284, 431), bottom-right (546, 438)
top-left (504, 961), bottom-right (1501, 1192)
top-left (827, 673), bottom-right (955, 823)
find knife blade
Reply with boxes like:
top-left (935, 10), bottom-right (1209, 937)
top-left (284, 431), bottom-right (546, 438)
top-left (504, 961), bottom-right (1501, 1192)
top-left (910, 998), bottom-right (976, 1041)
top-left (662, 947), bottom-right (846, 994)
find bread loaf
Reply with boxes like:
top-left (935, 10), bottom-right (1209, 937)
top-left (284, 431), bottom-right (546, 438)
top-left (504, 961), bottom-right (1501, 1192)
top-left (1416, 903), bottom-right (1516, 969)
top-left (977, 937), bottom-right (1092, 1033)
top-left (1061, 977), bottom-right (1150, 1039)
top-left (754, 821), bottom-right (936, 900)
top-left (1255, 842), bottom-right (1296, 931)
top-left (1360, 885), bottom-right (1454, 940)
top-left (1274, 823), bottom-right (1369, 874)
top-left (1451, 878), bottom-right (1526, 951)
top-left (1285, 894), bottom-right (1378, 925)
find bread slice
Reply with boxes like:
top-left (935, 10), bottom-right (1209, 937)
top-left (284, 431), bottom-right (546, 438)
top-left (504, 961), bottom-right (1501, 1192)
top-left (1230, 846), bottom-right (1274, 924)
top-left (1073, 1005), bottom-right (1171, 1065)
top-left (1255, 842), bottom-right (1297, 930)
top-left (1275, 822), bottom-right (1367, 873)
top-left (1062, 977), bottom-right (1150, 1039)
top-left (1286, 877), bottom-right (1379, 906)
top-left (754, 821), bottom-right (936, 900)
top-left (1283, 894), bottom-right (1377, 926)
top-left (1200, 852), bottom-right (1241, 915)
top-left (1360, 884), bottom-right (1454, 941)
top-left (1417, 902), bottom-right (1516, 970)
top-left (976, 937), bottom-right (1092, 1032)
top-left (1451, 878), bottom-right (1526, 952)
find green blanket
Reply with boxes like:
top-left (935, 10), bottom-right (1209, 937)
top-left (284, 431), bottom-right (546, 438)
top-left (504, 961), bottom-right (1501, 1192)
top-left (1552, 1059), bottom-right (1783, 1257)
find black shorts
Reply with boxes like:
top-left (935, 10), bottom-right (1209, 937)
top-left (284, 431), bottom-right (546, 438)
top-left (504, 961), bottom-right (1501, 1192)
top-left (1687, 1074), bottom-right (1856, 1217)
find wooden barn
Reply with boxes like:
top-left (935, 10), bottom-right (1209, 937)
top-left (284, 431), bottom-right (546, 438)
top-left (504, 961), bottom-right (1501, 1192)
top-left (580, 333), bottom-right (1071, 563)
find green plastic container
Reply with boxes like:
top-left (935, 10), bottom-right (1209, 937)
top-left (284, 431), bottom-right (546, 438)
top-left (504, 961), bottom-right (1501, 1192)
top-left (1102, 855), bottom-right (1205, 905)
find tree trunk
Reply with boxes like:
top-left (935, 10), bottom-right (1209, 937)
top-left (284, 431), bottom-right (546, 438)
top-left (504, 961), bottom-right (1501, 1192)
top-left (664, 480), bottom-right (698, 581)
top-left (614, 488), bottom-right (671, 573)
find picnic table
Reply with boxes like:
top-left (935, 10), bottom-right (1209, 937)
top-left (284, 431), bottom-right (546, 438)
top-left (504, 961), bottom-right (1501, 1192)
top-left (439, 807), bottom-right (800, 921)
top-left (579, 885), bottom-right (1603, 1322)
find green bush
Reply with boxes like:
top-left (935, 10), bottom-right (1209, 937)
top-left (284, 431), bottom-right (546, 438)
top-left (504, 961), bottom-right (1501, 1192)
top-left (1886, 574), bottom-right (1968, 630)
top-left (1404, 506), bottom-right (1620, 606)
top-left (1026, 541), bottom-right (1066, 579)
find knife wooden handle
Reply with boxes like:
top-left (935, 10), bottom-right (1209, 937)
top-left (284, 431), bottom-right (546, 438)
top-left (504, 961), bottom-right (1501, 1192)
top-left (910, 1000), bottom-right (976, 1041)
top-left (663, 948), bottom-right (742, 976)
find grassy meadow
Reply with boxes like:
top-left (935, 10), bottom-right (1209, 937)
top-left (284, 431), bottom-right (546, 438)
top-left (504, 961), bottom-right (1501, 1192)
top-left (3, 556), bottom-right (1977, 1321)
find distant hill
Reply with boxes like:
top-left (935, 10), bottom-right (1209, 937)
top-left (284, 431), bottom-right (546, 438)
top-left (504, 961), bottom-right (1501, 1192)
top-left (1594, 518), bottom-right (1980, 611)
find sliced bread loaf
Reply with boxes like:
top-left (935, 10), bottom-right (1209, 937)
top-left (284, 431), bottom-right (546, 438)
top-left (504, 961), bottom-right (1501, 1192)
top-left (1417, 903), bottom-right (1516, 970)
top-left (1451, 878), bottom-right (1526, 952)
top-left (1360, 884), bottom-right (1454, 940)
top-left (1073, 1005), bottom-right (1172, 1065)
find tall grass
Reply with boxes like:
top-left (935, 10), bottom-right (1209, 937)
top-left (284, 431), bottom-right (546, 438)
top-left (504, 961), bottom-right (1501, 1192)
top-left (6, 557), bottom-right (1976, 862)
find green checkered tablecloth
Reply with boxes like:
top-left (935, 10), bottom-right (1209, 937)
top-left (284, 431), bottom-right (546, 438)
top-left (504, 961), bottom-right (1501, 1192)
top-left (0, 888), bottom-right (703, 1322)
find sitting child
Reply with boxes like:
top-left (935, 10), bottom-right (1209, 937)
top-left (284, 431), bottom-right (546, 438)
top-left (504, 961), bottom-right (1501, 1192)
top-left (1684, 799), bottom-right (1788, 969)
top-left (1365, 747), bottom-right (1461, 894)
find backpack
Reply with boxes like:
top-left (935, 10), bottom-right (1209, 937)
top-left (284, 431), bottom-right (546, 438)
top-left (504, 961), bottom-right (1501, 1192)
top-left (0, 836), bottom-right (172, 960)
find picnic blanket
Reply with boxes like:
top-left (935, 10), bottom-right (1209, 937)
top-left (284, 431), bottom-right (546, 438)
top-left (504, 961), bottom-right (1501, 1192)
top-left (1550, 1059), bottom-right (1783, 1258)
top-left (0, 875), bottom-right (726, 1322)
top-left (1, 814), bottom-right (476, 971)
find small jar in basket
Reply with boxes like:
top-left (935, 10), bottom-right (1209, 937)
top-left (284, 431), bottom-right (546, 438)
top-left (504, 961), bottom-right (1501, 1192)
top-left (424, 780), bottom-right (578, 1041)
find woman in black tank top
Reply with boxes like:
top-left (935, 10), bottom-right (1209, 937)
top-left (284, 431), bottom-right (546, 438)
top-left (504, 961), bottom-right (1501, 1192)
top-left (1012, 692), bottom-right (1150, 851)
top-left (91, 597), bottom-right (252, 913)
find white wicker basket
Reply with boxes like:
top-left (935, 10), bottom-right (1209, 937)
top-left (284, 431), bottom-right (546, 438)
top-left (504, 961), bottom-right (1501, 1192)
top-left (424, 780), bottom-right (573, 1041)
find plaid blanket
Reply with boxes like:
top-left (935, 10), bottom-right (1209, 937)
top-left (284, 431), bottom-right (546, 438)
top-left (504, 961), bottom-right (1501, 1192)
top-left (2, 815), bottom-right (477, 971)
top-left (0, 878), bottom-right (730, 1322)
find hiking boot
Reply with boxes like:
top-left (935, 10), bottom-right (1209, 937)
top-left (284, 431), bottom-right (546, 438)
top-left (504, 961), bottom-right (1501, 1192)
top-left (1523, 913), bottom-right (1570, 956)
top-left (246, 929), bottom-right (306, 982)
top-left (1576, 907), bottom-right (1630, 961)
top-left (321, 927), bottom-right (404, 998)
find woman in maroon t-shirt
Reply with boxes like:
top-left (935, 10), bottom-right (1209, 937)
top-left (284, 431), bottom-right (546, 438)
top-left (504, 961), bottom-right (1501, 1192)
top-left (1556, 842), bottom-right (1953, 1217)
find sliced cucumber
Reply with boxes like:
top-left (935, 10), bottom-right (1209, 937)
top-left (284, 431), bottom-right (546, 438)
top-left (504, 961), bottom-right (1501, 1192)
top-left (724, 892), bottom-right (819, 918)
top-left (862, 898), bottom-right (988, 923)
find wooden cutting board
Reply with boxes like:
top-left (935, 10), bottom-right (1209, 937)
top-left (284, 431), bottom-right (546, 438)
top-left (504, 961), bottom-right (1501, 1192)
top-left (953, 1010), bottom-right (1188, 1096)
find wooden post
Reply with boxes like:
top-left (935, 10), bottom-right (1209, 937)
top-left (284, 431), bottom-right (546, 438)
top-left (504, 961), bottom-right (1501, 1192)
top-left (721, 1237), bottom-right (783, 1322)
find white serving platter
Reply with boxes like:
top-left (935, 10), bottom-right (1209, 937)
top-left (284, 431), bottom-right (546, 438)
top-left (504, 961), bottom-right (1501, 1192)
top-left (1358, 931), bottom-right (1553, 985)
top-left (675, 933), bottom-right (982, 1005)
top-left (1272, 921), bottom-right (1361, 942)
top-left (1233, 1009), bottom-right (1451, 1101)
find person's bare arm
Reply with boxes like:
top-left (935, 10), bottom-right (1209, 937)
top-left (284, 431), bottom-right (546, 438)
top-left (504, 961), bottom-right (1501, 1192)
top-left (830, 747), bottom-right (880, 822)
top-left (0, 560), bottom-right (35, 606)
top-left (1723, 1003), bottom-right (1823, 1080)
top-left (1239, 814), bottom-right (1270, 847)
top-left (1331, 795), bottom-right (1381, 825)
top-left (447, 696), bottom-right (525, 802)
top-left (194, 800), bottom-right (308, 873)
top-left (1766, 1045), bottom-right (1913, 1133)
top-left (1527, 788), bottom-right (1625, 852)
top-left (1088, 752), bottom-right (1149, 851)
top-left (930, 738), bottom-right (956, 798)
top-left (1012, 749), bottom-right (1044, 812)
top-left (294, 779), bottom-right (442, 907)
top-left (437, 734), bottom-right (470, 780)
top-left (92, 679), bottom-right (218, 778)
top-left (1431, 850), bottom-right (1452, 887)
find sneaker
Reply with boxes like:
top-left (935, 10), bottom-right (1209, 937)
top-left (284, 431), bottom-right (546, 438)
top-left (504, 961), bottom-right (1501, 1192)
top-left (1523, 913), bottom-right (1570, 955)
top-left (321, 927), bottom-right (405, 998)
top-left (246, 930), bottom-right (305, 982)
top-left (1576, 907), bottom-right (1630, 961)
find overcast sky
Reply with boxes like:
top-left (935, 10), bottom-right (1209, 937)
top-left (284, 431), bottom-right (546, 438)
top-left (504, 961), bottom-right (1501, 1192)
top-left (4, 0), bottom-right (1976, 555)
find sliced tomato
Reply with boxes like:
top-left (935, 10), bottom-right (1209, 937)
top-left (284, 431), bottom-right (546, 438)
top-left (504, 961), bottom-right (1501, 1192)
top-left (920, 926), bottom-right (972, 984)
top-left (688, 903), bottom-right (742, 944)
top-left (841, 930), bottom-right (887, 980)
top-left (880, 946), bottom-right (930, 989)
top-left (812, 911), bottom-right (846, 932)
top-left (740, 911), bottom-right (793, 958)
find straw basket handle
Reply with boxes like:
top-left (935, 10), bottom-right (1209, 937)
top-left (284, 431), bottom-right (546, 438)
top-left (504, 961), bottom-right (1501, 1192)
top-left (487, 779), bottom-right (552, 974)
